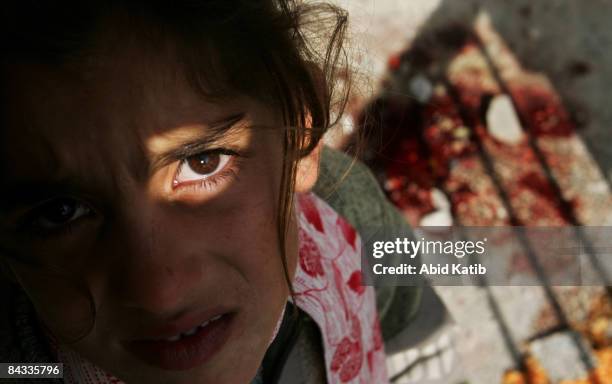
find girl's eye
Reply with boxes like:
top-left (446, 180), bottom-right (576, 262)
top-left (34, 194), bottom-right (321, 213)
top-left (173, 151), bottom-right (233, 187)
top-left (30, 198), bottom-right (92, 230)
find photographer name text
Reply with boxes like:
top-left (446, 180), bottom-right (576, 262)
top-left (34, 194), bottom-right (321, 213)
top-left (372, 263), bottom-right (487, 275)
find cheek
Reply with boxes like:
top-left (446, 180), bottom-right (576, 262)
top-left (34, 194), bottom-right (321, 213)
top-left (169, 190), bottom-right (290, 293)
top-left (9, 264), bottom-right (96, 342)
top-left (176, 158), bottom-right (296, 319)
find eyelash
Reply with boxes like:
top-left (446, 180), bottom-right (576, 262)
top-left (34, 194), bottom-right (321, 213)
top-left (175, 162), bottom-right (239, 193)
top-left (172, 149), bottom-right (241, 193)
top-left (19, 200), bottom-right (96, 240)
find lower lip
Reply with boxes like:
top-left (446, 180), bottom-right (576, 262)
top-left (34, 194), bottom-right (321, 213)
top-left (125, 314), bottom-right (234, 371)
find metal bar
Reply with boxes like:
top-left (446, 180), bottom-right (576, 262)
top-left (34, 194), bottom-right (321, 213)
top-left (441, 74), bottom-right (597, 374)
top-left (473, 34), bottom-right (612, 297)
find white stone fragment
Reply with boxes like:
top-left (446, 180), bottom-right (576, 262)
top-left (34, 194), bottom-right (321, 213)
top-left (419, 209), bottom-right (453, 227)
top-left (409, 74), bottom-right (434, 103)
top-left (431, 188), bottom-right (451, 210)
top-left (486, 94), bottom-right (525, 145)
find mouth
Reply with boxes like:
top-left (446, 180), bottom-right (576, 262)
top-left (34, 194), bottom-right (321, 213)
top-left (124, 312), bottom-right (235, 371)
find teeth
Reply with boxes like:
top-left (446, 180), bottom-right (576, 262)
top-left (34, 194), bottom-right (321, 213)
top-left (199, 315), bottom-right (222, 329)
top-left (161, 315), bottom-right (223, 342)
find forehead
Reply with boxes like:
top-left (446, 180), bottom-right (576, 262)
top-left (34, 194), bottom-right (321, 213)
top-left (3, 42), bottom-right (237, 143)
top-left (1, 45), bottom-right (262, 189)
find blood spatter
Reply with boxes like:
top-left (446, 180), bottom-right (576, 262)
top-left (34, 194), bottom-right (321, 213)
top-left (516, 172), bottom-right (574, 224)
top-left (519, 172), bottom-right (557, 199)
top-left (355, 24), bottom-right (588, 228)
top-left (387, 54), bottom-right (402, 71)
top-left (509, 85), bottom-right (576, 138)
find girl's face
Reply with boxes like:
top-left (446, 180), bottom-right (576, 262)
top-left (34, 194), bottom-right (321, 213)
top-left (0, 39), bottom-right (316, 383)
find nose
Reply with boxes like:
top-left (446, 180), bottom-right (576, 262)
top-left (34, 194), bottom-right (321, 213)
top-left (106, 201), bottom-right (204, 316)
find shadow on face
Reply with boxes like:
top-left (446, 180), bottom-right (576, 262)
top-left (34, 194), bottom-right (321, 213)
top-left (0, 26), bottom-right (299, 384)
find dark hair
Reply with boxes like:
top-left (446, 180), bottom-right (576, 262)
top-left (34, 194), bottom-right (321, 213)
top-left (0, 0), bottom-right (350, 340)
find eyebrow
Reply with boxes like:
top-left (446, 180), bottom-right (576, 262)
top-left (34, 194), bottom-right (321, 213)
top-left (0, 113), bottom-right (248, 213)
top-left (148, 112), bottom-right (247, 173)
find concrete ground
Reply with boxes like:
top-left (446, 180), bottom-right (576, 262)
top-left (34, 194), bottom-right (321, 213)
top-left (325, 1), bottom-right (612, 383)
